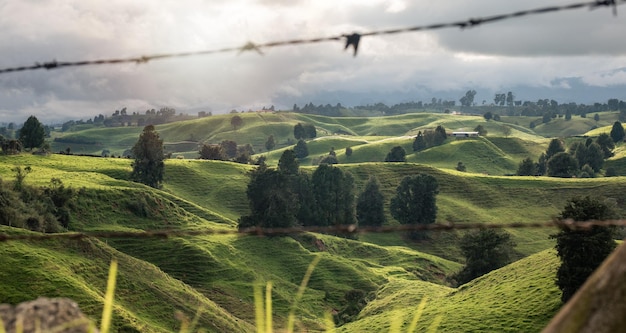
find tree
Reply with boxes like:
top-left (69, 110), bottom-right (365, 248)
top-left (502, 126), bottom-right (512, 137)
top-left (303, 123), bottom-right (317, 139)
top-left (199, 144), bottom-right (226, 160)
top-left (18, 115), bottom-right (45, 150)
top-left (460, 90), bottom-right (476, 107)
top-left (294, 139), bottom-right (309, 159)
top-left (547, 152), bottom-right (578, 178)
top-left (517, 157), bottom-right (537, 176)
top-left (294, 123), bottom-right (305, 140)
top-left (265, 135), bottom-right (276, 151)
top-left (345, 146), bottom-right (353, 157)
top-left (483, 112), bottom-right (493, 121)
top-left (610, 121), bottom-right (625, 143)
top-left (230, 115), bottom-right (243, 131)
top-left (131, 125), bottom-right (165, 188)
top-left (434, 125), bottom-right (447, 145)
top-left (455, 161), bottom-right (466, 172)
top-left (454, 229), bottom-right (516, 285)
top-left (384, 146), bottom-right (406, 162)
top-left (546, 139), bottom-right (565, 160)
top-left (220, 140), bottom-right (238, 159)
top-left (594, 113), bottom-right (600, 122)
top-left (238, 167), bottom-right (299, 230)
top-left (506, 91), bottom-right (515, 106)
top-left (552, 196), bottom-right (617, 303)
top-left (356, 176), bottom-right (385, 227)
top-left (319, 155), bottom-right (339, 165)
top-left (596, 133), bottom-right (615, 159)
top-left (474, 125), bottom-right (487, 136)
top-left (390, 174), bottom-right (439, 239)
top-left (311, 164), bottom-right (356, 227)
top-left (278, 150), bottom-right (299, 175)
top-left (412, 131), bottom-right (427, 151)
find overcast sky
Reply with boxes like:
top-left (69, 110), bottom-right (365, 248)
top-left (1, 0), bottom-right (626, 123)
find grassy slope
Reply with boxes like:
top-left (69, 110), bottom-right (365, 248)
top-left (0, 227), bottom-right (253, 333)
top-left (339, 249), bottom-right (561, 332)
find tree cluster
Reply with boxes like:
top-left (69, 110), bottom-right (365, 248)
top-left (453, 229), bottom-right (516, 285)
top-left (390, 174), bottom-right (439, 239)
top-left (518, 135), bottom-right (614, 178)
top-left (199, 140), bottom-right (255, 164)
top-left (293, 123), bottom-right (317, 140)
top-left (131, 125), bottom-right (165, 188)
top-left (412, 125), bottom-right (447, 152)
top-left (552, 196), bottom-right (617, 303)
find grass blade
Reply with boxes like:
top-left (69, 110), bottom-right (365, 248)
top-left (254, 282), bottom-right (265, 333)
top-left (265, 282), bottom-right (273, 333)
top-left (286, 255), bottom-right (322, 333)
top-left (407, 297), bottom-right (428, 333)
top-left (100, 259), bottom-right (118, 333)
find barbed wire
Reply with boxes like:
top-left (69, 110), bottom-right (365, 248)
top-left (0, 218), bottom-right (624, 243)
top-left (0, 0), bottom-right (622, 74)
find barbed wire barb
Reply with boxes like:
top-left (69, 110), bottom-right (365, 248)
top-left (0, 0), bottom-right (623, 74)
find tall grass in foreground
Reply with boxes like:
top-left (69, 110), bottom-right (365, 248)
top-left (0, 257), bottom-right (439, 332)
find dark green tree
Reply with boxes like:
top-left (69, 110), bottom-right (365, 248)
top-left (474, 125), bottom-right (487, 136)
top-left (230, 115), bottom-right (243, 130)
top-left (610, 121), bottom-right (625, 143)
top-left (311, 164), bottom-right (356, 228)
top-left (594, 113), bottom-right (600, 122)
top-left (220, 140), bottom-right (238, 159)
top-left (18, 115), bottom-right (45, 150)
top-left (345, 146), bottom-right (353, 157)
top-left (384, 146), bottom-right (406, 162)
top-left (265, 135), bottom-right (276, 151)
top-left (238, 167), bottom-right (299, 230)
top-left (294, 123), bottom-right (305, 140)
top-left (517, 157), bottom-right (537, 176)
top-left (199, 144), bottom-right (227, 160)
top-left (546, 139), bottom-right (565, 160)
top-left (304, 123), bottom-right (317, 139)
top-left (319, 155), bottom-right (339, 165)
top-left (278, 149), bottom-right (299, 175)
top-left (413, 131), bottom-right (427, 151)
top-left (536, 153), bottom-right (548, 175)
top-left (454, 229), bottom-right (516, 285)
top-left (131, 125), bottom-right (165, 188)
top-left (595, 133), bottom-right (615, 159)
top-left (390, 174), bottom-right (439, 239)
top-left (483, 112), bottom-right (493, 121)
top-left (456, 161), bottom-right (466, 172)
top-left (547, 152), bottom-right (578, 178)
top-left (294, 139), bottom-right (309, 159)
top-left (356, 176), bottom-right (385, 227)
top-left (434, 125), bottom-right (447, 145)
top-left (459, 90), bottom-right (476, 107)
top-left (552, 196), bottom-right (617, 303)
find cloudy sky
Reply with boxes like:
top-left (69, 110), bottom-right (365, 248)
top-left (1, 0), bottom-right (625, 123)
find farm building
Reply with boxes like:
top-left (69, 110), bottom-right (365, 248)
top-left (452, 131), bottom-right (479, 137)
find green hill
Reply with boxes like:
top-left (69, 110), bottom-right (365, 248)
top-left (338, 249), bottom-right (561, 332)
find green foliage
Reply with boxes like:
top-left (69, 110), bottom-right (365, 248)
top-left (131, 125), bottom-right (165, 188)
top-left (483, 112), bottom-right (493, 121)
top-left (356, 176), bottom-right (385, 227)
top-left (552, 196), bottom-right (617, 303)
top-left (595, 133), bottom-right (615, 159)
top-left (390, 174), bottom-right (438, 239)
top-left (345, 146), bottom-right (353, 157)
top-left (517, 157), bottom-right (536, 176)
top-left (610, 121), bottom-right (625, 143)
top-left (18, 115), bottom-right (45, 150)
top-left (384, 146), bottom-right (406, 162)
top-left (294, 123), bottom-right (305, 140)
top-left (220, 140), bottom-right (238, 159)
top-left (278, 149), bottom-right (299, 175)
top-left (199, 144), bottom-right (227, 160)
top-left (230, 115), bottom-right (243, 130)
top-left (294, 139), bottom-right (309, 159)
top-left (455, 161), bottom-right (466, 172)
top-left (265, 135), bottom-right (276, 151)
top-left (239, 166), bottom-right (299, 230)
top-left (474, 125), bottom-right (487, 136)
top-left (319, 154), bottom-right (339, 165)
top-left (547, 152), bottom-right (578, 178)
top-left (453, 229), bottom-right (516, 285)
top-left (412, 131), bottom-right (427, 152)
top-left (545, 139), bottom-right (565, 160)
top-left (311, 164), bottom-right (356, 227)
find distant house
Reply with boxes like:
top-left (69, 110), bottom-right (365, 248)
top-left (452, 131), bottom-right (479, 138)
